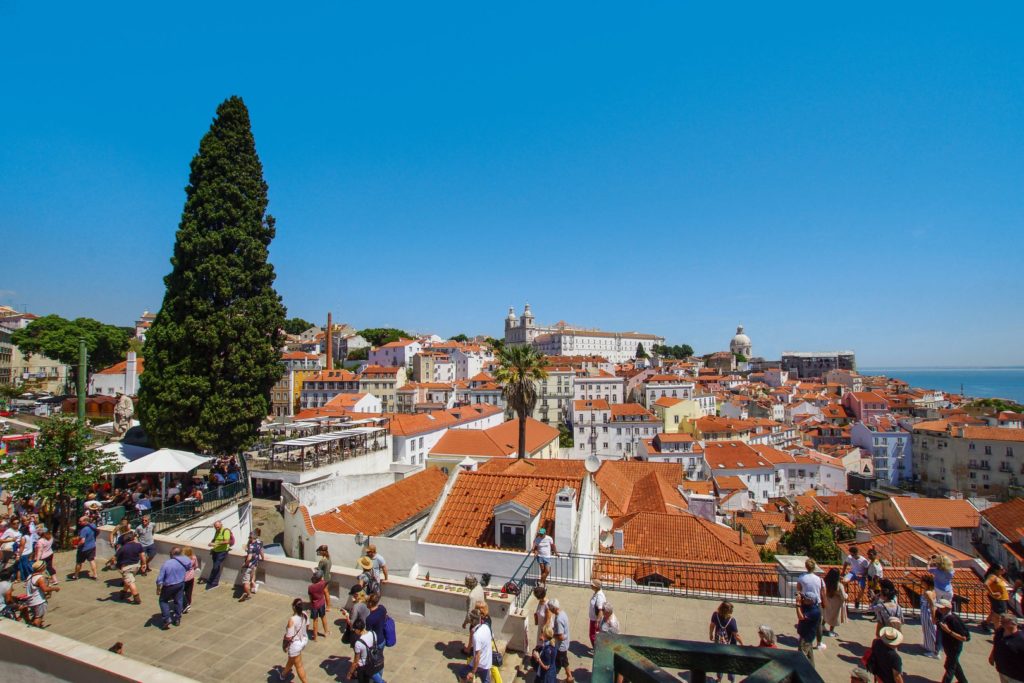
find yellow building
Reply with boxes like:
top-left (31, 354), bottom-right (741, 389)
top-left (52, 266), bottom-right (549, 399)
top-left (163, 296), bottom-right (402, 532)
top-left (652, 396), bottom-right (705, 434)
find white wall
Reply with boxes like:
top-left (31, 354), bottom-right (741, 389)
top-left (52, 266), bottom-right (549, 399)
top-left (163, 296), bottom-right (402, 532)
top-left (282, 470), bottom-right (397, 516)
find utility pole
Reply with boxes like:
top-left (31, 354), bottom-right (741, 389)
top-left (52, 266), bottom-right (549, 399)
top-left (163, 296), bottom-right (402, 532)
top-left (77, 338), bottom-right (87, 420)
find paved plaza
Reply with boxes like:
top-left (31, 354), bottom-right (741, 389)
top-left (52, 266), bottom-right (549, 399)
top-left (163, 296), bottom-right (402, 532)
top-left (19, 552), bottom-right (1005, 682)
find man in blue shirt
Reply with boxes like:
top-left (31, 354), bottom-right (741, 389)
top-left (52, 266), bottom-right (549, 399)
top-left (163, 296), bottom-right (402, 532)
top-left (73, 515), bottom-right (98, 580)
top-left (155, 547), bottom-right (190, 629)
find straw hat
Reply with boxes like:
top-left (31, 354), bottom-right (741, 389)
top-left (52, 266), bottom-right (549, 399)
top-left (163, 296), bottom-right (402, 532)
top-left (32, 560), bottom-right (46, 571)
top-left (879, 626), bottom-right (904, 647)
top-left (84, 500), bottom-right (103, 510)
top-left (358, 556), bottom-right (373, 571)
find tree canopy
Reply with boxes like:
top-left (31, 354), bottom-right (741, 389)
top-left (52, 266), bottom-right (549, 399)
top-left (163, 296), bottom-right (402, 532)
top-left (653, 343), bottom-right (694, 359)
top-left (138, 96), bottom-right (286, 454)
top-left (450, 333), bottom-right (470, 343)
top-left (283, 317), bottom-right (314, 335)
top-left (494, 345), bottom-right (548, 459)
top-left (1, 416), bottom-right (120, 545)
top-left (635, 342), bottom-right (649, 359)
top-left (779, 509), bottom-right (855, 564)
top-left (12, 314), bottom-right (130, 375)
top-left (359, 328), bottom-right (411, 347)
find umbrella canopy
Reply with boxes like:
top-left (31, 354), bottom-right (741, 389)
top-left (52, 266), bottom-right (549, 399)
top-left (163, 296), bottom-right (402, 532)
top-left (118, 448), bottom-right (211, 475)
top-left (94, 442), bottom-right (155, 466)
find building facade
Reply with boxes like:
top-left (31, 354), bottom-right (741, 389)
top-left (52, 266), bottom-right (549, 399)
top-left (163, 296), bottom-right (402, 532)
top-left (503, 304), bottom-right (663, 363)
top-left (913, 421), bottom-right (1024, 497)
top-left (780, 351), bottom-right (857, 378)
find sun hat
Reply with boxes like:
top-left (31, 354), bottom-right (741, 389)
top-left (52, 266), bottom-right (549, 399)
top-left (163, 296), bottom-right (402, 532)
top-left (32, 560), bottom-right (46, 571)
top-left (591, 579), bottom-right (602, 589)
top-left (358, 556), bottom-right (373, 571)
top-left (879, 626), bottom-right (904, 647)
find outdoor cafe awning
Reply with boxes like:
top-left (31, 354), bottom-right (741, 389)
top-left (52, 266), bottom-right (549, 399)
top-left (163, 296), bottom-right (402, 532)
top-left (118, 448), bottom-right (212, 475)
top-left (274, 427), bottom-right (382, 448)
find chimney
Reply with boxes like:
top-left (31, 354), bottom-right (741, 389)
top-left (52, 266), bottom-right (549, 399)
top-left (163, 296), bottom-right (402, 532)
top-left (554, 487), bottom-right (577, 552)
top-left (125, 351), bottom-right (138, 396)
top-left (325, 312), bottom-right (333, 369)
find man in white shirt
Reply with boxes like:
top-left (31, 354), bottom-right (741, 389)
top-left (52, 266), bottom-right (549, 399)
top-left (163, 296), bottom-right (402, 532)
top-left (843, 545), bottom-right (870, 610)
top-left (588, 579), bottom-right (607, 650)
top-left (463, 608), bottom-right (493, 683)
top-left (532, 528), bottom-right (557, 586)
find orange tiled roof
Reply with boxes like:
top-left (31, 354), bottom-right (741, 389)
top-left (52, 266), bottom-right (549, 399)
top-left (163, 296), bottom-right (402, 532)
top-left (574, 399), bottom-right (610, 411)
top-left (867, 530), bottom-right (974, 566)
top-left (593, 460), bottom-right (688, 518)
top-left (890, 496), bottom-right (980, 529)
top-left (430, 417), bottom-right (558, 458)
top-left (980, 497), bottom-right (1024, 540)
top-left (361, 365), bottom-right (402, 377)
top-left (610, 511), bottom-right (760, 563)
top-left (95, 358), bottom-right (145, 375)
top-left (712, 475), bottom-right (748, 491)
top-left (311, 468), bottom-right (447, 535)
top-left (425, 470), bottom-right (583, 548)
top-left (961, 426), bottom-right (1024, 442)
top-left (703, 441), bottom-right (772, 470)
top-left (653, 396), bottom-right (683, 407)
top-left (610, 403), bottom-right (655, 418)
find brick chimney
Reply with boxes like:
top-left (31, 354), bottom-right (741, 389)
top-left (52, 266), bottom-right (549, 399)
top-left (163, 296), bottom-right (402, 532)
top-left (325, 312), bottom-right (333, 369)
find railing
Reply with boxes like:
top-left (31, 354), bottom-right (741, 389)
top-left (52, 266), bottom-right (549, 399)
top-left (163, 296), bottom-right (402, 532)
top-left (508, 553), bottom-right (538, 611)
top-left (534, 552), bottom-right (991, 620)
top-left (125, 480), bottom-right (248, 534)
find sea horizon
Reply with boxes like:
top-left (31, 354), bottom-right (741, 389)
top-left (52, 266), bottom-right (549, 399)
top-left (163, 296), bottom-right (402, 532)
top-left (856, 366), bottom-right (1024, 404)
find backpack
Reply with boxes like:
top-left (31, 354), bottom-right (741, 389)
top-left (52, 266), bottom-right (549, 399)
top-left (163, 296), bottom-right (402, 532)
top-left (712, 614), bottom-right (735, 644)
top-left (363, 573), bottom-right (381, 596)
top-left (501, 580), bottom-right (521, 596)
top-left (383, 615), bottom-right (397, 647)
top-left (361, 632), bottom-right (384, 674)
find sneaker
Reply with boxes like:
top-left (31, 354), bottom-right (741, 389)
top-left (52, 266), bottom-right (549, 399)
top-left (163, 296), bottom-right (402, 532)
top-left (817, 643), bottom-right (827, 651)
top-left (253, 581), bottom-right (260, 594)
top-left (183, 604), bottom-right (191, 614)
top-left (239, 594), bottom-right (250, 602)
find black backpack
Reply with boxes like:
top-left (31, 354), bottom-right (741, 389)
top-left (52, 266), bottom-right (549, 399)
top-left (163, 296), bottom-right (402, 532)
top-left (361, 632), bottom-right (384, 674)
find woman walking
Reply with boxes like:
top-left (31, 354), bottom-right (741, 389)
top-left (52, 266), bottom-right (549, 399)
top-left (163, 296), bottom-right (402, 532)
top-left (984, 563), bottom-right (1011, 633)
top-left (920, 573), bottom-right (939, 658)
top-left (181, 547), bottom-right (199, 614)
top-left (821, 567), bottom-right (846, 638)
top-left (33, 526), bottom-right (56, 583)
top-left (278, 598), bottom-right (309, 683)
top-left (315, 545), bottom-right (332, 610)
top-left (709, 601), bottom-right (741, 682)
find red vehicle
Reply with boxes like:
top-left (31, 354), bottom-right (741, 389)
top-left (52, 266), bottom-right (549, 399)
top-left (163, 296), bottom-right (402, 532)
top-left (0, 410), bottom-right (13, 418)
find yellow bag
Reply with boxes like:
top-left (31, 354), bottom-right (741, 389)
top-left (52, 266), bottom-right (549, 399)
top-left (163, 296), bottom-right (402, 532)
top-left (491, 665), bottom-right (503, 683)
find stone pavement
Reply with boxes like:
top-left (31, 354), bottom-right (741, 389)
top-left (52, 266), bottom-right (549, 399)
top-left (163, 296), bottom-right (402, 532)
top-left (536, 583), bottom-right (1000, 683)
top-left (24, 552), bottom-right (1005, 682)
top-left (33, 551), bottom-right (509, 682)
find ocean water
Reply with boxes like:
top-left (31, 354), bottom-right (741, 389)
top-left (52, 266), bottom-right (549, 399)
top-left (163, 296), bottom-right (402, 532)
top-left (860, 367), bottom-right (1024, 404)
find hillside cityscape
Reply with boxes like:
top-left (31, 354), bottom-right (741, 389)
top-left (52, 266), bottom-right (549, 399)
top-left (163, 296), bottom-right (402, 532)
top-left (3, 6), bottom-right (1024, 680)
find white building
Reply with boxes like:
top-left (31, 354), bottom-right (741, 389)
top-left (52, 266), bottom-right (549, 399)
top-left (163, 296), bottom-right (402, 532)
top-left (643, 374), bottom-right (696, 407)
top-left (89, 352), bottom-right (142, 396)
top-left (369, 339), bottom-right (422, 369)
top-left (504, 304), bottom-right (663, 364)
top-left (388, 403), bottom-right (504, 467)
top-left (573, 370), bottom-right (625, 405)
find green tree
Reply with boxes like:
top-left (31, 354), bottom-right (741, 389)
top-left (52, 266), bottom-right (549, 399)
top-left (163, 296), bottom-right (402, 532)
top-left (558, 423), bottom-right (574, 448)
top-left (347, 347), bottom-right (369, 361)
top-left (635, 342), bottom-right (649, 359)
top-left (283, 317), bottom-right (314, 335)
top-left (1, 416), bottom-right (120, 546)
top-left (12, 314), bottom-right (130, 379)
top-left (778, 509), bottom-right (855, 564)
top-left (652, 344), bottom-right (694, 360)
top-left (451, 333), bottom-right (470, 343)
top-left (359, 328), bottom-right (411, 347)
top-left (139, 96), bottom-right (286, 454)
top-left (735, 353), bottom-right (748, 363)
top-left (494, 345), bottom-right (548, 459)
top-left (484, 337), bottom-right (506, 353)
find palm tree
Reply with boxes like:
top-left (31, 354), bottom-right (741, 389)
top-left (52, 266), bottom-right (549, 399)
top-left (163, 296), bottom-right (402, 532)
top-left (494, 345), bottom-right (548, 459)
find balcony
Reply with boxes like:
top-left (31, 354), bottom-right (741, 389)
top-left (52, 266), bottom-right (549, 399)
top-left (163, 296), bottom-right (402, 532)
top-left (967, 462), bottom-right (991, 471)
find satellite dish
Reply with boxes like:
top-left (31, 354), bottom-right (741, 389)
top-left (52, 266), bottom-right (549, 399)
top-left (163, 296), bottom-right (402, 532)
top-left (584, 454), bottom-right (602, 473)
top-left (599, 531), bottom-right (613, 548)
top-left (599, 515), bottom-right (614, 532)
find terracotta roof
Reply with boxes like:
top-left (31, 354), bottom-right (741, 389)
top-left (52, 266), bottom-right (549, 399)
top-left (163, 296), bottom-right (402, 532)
top-left (322, 393), bottom-right (374, 409)
top-left (610, 403), bottom-right (655, 418)
top-left (749, 444), bottom-right (797, 465)
top-left (653, 396), bottom-right (683, 407)
top-left (574, 399), bottom-right (610, 411)
top-left (890, 496), bottom-right (980, 529)
top-left (311, 468), bottom-right (447, 535)
top-left (679, 481), bottom-right (716, 495)
top-left (867, 530), bottom-right (974, 566)
top-left (497, 485), bottom-right (550, 515)
top-left (378, 338), bottom-right (417, 348)
top-left (281, 351), bottom-right (320, 360)
top-left (703, 441), bottom-right (772, 470)
top-left (593, 461), bottom-right (688, 518)
top-left (429, 417), bottom-right (558, 458)
top-left (655, 432), bottom-right (695, 443)
top-left (611, 511), bottom-right (760, 563)
top-left (95, 358), bottom-right (145, 375)
top-left (388, 404), bottom-right (503, 436)
top-left (425, 470), bottom-right (582, 548)
top-left (712, 475), bottom-right (748, 491)
top-left (980, 497), bottom-right (1024, 541)
top-left (305, 369), bottom-right (357, 383)
top-left (361, 365), bottom-right (402, 377)
top-left (961, 426), bottom-right (1024, 442)
top-left (696, 416), bottom-right (757, 434)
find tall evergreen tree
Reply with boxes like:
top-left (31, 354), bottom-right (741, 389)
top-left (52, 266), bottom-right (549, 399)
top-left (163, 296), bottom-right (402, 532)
top-left (139, 96), bottom-right (285, 454)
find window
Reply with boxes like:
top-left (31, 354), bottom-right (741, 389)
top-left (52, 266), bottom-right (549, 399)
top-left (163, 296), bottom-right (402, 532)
top-left (1008, 447), bottom-right (1014, 457)
top-left (499, 523), bottom-right (526, 549)
top-left (985, 445), bottom-right (992, 455)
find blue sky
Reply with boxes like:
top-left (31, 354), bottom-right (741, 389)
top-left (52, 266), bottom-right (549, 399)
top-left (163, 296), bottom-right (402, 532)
top-left (2, 3), bottom-right (1022, 366)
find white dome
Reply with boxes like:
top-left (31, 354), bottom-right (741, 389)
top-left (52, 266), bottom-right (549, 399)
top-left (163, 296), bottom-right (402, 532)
top-left (731, 325), bottom-right (751, 345)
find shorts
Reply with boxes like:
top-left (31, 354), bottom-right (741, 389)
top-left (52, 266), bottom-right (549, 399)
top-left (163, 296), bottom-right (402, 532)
top-left (76, 547), bottom-right (96, 564)
top-left (142, 545), bottom-right (156, 560)
top-left (537, 557), bottom-right (551, 567)
top-left (30, 603), bottom-right (46, 619)
top-left (310, 604), bottom-right (325, 619)
top-left (120, 564), bottom-right (140, 586)
top-left (556, 650), bottom-right (569, 669)
top-left (241, 566), bottom-right (256, 584)
top-left (990, 597), bottom-right (1008, 615)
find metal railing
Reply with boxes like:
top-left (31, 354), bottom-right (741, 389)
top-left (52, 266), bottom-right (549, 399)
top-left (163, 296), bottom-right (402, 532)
top-left (508, 553), bottom-right (538, 610)
top-left (533, 552), bottom-right (991, 620)
top-left (120, 481), bottom-right (248, 534)
top-left (245, 435), bottom-right (389, 472)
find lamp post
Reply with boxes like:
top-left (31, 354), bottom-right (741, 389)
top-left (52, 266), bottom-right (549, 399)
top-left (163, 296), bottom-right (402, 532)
top-left (77, 338), bottom-right (87, 420)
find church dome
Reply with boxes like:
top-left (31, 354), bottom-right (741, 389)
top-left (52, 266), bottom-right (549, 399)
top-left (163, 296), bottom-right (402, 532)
top-left (731, 325), bottom-right (750, 346)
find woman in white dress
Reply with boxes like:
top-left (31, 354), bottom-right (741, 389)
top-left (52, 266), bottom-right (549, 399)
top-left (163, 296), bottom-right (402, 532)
top-left (278, 597), bottom-right (310, 682)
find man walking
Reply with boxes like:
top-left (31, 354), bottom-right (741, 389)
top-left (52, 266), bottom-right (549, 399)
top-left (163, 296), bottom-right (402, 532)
top-left (134, 515), bottom-right (155, 573)
top-left (73, 514), bottom-right (98, 580)
top-left (239, 528), bottom-right (264, 602)
top-left (936, 598), bottom-right (970, 683)
top-left (588, 579), bottom-right (606, 650)
top-left (462, 607), bottom-right (494, 683)
top-left (549, 598), bottom-right (574, 683)
top-left (989, 614), bottom-right (1024, 683)
top-left (115, 531), bottom-right (144, 604)
top-left (532, 528), bottom-right (557, 586)
top-left (204, 521), bottom-right (233, 589)
top-left (366, 544), bottom-right (388, 585)
top-left (156, 547), bottom-right (189, 629)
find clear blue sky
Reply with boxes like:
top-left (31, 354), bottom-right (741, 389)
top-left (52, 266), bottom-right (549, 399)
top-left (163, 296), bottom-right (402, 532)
top-left (2, 3), bottom-right (1022, 366)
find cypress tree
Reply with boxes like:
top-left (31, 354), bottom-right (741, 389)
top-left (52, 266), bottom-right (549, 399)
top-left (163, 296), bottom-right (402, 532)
top-left (139, 96), bottom-right (285, 454)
